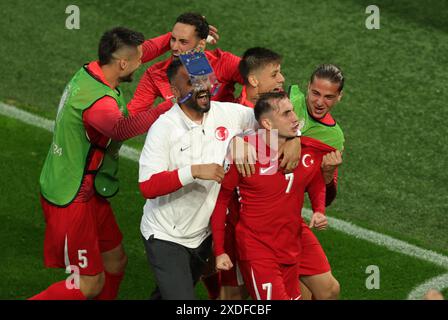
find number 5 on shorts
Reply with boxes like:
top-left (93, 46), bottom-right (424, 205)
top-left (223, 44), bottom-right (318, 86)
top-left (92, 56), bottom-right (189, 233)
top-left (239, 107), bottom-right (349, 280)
top-left (78, 250), bottom-right (88, 269)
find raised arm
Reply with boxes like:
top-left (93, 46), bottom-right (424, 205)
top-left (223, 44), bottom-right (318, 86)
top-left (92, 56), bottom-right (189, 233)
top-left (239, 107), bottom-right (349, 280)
top-left (216, 50), bottom-right (244, 85)
top-left (141, 32), bottom-right (171, 64)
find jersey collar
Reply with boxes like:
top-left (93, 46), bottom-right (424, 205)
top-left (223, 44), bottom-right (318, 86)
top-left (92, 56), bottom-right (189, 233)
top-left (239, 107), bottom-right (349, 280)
top-left (86, 61), bottom-right (112, 88)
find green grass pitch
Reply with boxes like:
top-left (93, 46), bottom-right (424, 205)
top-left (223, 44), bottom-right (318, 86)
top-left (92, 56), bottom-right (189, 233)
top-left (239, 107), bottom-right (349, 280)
top-left (0, 0), bottom-right (447, 299)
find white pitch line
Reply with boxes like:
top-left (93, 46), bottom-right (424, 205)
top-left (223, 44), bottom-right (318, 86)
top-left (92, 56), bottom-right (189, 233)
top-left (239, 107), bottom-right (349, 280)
top-left (407, 273), bottom-right (448, 300)
top-left (2, 101), bottom-right (448, 298)
top-left (0, 102), bottom-right (54, 132)
top-left (0, 102), bottom-right (140, 162)
top-left (302, 209), bottom-right (448, 270)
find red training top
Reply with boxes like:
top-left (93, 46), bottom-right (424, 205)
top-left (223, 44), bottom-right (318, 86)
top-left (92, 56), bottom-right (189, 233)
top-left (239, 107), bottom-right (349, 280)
top-left (127, 48), bottom-right (244, 116)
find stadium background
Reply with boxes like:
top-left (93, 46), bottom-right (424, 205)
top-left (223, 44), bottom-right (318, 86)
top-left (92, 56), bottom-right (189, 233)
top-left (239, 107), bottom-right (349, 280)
top-left (0, 0), bottom-right (447, 299)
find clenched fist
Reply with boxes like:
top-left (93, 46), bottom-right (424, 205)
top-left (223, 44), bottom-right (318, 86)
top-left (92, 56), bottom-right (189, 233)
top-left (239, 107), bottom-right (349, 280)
top-left (322, 150), bottom-right (343, 184)
top-left (216, 253), bottom-right (233, 271)
top-left (309, 212), bottom-right (328, 230)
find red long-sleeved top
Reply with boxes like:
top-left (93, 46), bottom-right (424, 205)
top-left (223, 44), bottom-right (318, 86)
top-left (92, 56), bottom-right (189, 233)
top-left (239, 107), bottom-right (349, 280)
top-left (211, 135), bottom-right (326, 261)
top-left (139, 170), bottom-right (183, 199)
top-left (298, 136), bottom-right (339, 206)
top-left (235, 85), bottom-right (255, 109)
top-left (141, 32), bottom-right (171, 64)
top-left (127, 48), bottom-right (243, 116)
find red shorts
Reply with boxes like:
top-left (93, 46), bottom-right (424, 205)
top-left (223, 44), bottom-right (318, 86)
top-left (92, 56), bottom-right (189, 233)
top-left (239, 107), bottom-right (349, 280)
top-left (298, 223), bottom-right (331, 276)
top-left (41, 194), bottom-right (123, 276)
top-left (239, 259), bottom-right (301, 300)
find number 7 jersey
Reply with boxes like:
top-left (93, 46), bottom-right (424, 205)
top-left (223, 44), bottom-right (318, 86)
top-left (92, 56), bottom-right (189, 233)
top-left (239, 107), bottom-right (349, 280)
top-left (211, 134), bottom-right (327, 265)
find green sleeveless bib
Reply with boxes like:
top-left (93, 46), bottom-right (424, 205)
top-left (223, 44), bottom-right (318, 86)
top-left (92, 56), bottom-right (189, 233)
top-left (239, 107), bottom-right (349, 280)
top-left (40, 65), bottom-right (128, 206)
top-left (289, 84), bottom-right (344, 151)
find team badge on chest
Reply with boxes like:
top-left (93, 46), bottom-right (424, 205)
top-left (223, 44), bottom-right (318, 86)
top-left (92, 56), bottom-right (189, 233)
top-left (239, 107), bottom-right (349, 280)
top-left (302, 154), bottom-right (315, 168)
top-left (215, 126), bottom-right (229, 141)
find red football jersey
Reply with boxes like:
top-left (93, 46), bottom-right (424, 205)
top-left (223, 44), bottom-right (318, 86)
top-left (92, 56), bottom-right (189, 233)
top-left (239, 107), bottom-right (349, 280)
top-left (211, 134), bottom-right (326, 265)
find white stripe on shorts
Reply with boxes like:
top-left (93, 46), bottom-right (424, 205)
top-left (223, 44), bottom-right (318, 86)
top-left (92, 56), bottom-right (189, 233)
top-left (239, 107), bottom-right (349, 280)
top-left (64, 234), bottom-right (71, 270)
top-left (236, 262), bottom-right (244, 286)
top-left (251, 267), bottom-right (262, 300)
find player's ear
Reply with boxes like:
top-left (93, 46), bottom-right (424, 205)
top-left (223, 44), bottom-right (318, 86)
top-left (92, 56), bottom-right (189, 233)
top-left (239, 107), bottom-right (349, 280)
top-left (119, 59), bottom-right (127, 71)
top-left (337, 90), bottom-right (343, 102)
top-left (248, 74), bottom-right (258, 88)
top-left (260, 117), bottom-right (272, 130)
top-left (171, 85), bottom-right (181, 99)
top-left (197, 39), bottom-right (207, 51)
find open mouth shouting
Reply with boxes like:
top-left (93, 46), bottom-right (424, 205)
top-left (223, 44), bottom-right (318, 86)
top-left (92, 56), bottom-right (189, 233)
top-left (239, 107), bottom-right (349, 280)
top-left (195, 90), bottom-right (211, 107)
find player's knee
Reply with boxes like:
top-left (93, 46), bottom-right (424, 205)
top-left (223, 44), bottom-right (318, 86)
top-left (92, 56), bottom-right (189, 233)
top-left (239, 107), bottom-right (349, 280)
top-left (108, 252), bottom-right (128, 274)
top-left (312, 276), bottom-right (341, 300)
top-left (315, 277), bottom-right (340, 300)
top-left (219, 286), bottom-right (247, 300)
top-left (103, 247), bottom-right (128, 274)
top-left (115, 252), bottom-right (128, 273)
top-left (80, 272), bottom-right (105, 299)
top-left (328, 278), bottom-right (340, 299)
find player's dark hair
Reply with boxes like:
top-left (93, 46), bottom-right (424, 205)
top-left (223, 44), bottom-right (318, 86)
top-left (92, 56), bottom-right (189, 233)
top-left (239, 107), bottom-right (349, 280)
top-left (254, 91), bottom-right (288, 121)
top-left (166, 59), bottom-right (184, 84)
top-left (98, 27), bottom-right (145, 66)
top-left (239, 47), bottom-right (282, 85)
top-left (175, 12), bottom-right (209, 40)
top-left (310, 64), bottom-right (344, 92)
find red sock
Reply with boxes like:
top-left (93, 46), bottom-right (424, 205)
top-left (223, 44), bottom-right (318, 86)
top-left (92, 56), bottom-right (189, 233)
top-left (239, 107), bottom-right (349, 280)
top-left (202, 272), bottom-right (221, 300)
top-left (29, 281), bottom-right (87, 300)
top-left (94, 271), bottom-right (124, 300)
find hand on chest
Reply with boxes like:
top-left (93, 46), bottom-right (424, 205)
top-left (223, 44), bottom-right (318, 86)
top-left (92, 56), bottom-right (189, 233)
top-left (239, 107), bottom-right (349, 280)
top-left (244, 149), bottom-right (320, 195)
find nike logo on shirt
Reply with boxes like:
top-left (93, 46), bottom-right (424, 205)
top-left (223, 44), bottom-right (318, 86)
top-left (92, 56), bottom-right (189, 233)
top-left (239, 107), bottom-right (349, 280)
top-left (180, 146), bottom-right (191, 152)
top-left (259, 164), bottom-right (277, 175)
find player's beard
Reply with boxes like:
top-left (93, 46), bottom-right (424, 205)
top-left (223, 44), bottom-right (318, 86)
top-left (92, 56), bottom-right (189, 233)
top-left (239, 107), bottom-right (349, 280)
top-left (119, 70), bottom-right (136, 83)
top-left (185, 90), bottom-right (211, 114)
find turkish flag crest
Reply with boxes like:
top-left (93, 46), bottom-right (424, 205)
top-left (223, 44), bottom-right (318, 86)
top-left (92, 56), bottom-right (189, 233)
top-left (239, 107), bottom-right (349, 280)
top-left (215, 126), bottom-right (229, 141)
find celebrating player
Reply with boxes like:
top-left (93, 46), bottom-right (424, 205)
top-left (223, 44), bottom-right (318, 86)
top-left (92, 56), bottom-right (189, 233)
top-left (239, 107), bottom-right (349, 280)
top-left (211, 91), bottom-right (328, 300)
top-left (217, 47), bottom-right (286, 299)
top-left (137, 55), bottom-right (256, 300)
top-left (289, 64), bottom-right (345, 299)
top-left (30, 27), bottom-right (173, 300)
top-left (236, 58), bottom-right (345, 300)
top-left (236, 47), bottom-right (285, 107)
top-left (128, 12), bottom-right (243, 115)
top-left (138, 50), bottom-right (302, 299)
